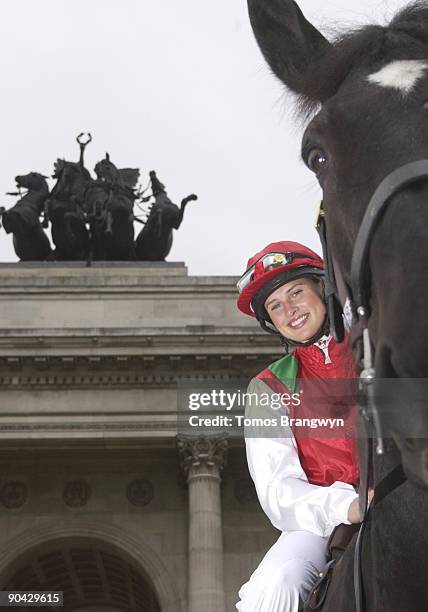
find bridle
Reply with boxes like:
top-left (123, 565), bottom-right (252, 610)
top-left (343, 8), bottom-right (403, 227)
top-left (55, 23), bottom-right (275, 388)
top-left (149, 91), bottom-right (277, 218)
top-left (317, 159), bottom-right (428, 451)
top-left (316, 159), bottom-right (428, 612)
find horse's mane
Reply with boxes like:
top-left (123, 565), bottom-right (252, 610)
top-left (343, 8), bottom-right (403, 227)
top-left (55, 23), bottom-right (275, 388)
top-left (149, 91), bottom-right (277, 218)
top-left (298, 1), bottom-right (428, 117)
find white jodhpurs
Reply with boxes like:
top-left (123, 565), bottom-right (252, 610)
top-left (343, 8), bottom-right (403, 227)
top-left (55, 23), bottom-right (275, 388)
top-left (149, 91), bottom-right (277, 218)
top-left (236, 530), bottom-right (328, 612)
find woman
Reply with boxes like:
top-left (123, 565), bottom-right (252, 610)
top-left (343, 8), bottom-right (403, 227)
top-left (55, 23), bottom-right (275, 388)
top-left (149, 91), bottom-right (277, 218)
top-left (235, 241), bottom-right (364, 612)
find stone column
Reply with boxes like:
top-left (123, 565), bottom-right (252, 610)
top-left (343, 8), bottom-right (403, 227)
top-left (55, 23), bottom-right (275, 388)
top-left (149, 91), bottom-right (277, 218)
top-left (177, 435), bottom-right (228, 612)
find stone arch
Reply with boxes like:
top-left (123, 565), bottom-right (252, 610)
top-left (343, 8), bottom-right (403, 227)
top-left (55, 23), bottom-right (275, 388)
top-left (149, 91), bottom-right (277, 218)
top-left (0, 521), bottom-right (183, 612)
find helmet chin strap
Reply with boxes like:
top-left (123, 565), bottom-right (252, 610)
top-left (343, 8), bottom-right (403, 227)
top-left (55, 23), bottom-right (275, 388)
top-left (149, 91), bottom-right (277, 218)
top-left (285, 315), bottom-right (330, 349)
top-left (257, 315), bottom-right (330, 352)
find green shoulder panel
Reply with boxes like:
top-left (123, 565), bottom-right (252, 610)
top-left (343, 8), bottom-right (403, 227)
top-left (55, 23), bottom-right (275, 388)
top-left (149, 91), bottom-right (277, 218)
top-left (268, 354), bottom-right (299, 393)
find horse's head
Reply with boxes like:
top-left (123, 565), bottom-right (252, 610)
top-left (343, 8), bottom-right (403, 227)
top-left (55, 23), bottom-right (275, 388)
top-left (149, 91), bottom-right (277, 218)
top-left (149, 170), bottom-right (167, 197)
top-left (52, 159), bottom-right (66, 181)
top-left (94, 153), bottom-right (121, 186)
top-left (15, 172), bottom-right (48, 192)
top-left (52, 159), bottom-right (91, 200)
top-left (247, 0), bottom-right (428, 484)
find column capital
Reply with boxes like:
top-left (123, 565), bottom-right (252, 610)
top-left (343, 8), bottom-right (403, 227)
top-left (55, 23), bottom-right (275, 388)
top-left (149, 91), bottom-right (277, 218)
top-left (177, 434), bottom-right (228, 477)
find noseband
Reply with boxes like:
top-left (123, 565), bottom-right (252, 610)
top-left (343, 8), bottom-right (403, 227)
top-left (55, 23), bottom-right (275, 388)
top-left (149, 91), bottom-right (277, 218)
top-left (316, 159), bottom-right (428, 612)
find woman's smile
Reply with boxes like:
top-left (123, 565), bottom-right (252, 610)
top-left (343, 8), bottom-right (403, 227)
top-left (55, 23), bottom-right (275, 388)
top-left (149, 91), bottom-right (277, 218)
top-left (288, 313), bottom-right (309, 330)
top-left (264, 277), bottom-right (326, 342)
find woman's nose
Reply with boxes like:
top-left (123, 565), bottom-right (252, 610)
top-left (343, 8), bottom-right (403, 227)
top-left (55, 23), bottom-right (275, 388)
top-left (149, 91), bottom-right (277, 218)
top-left (287, 304), bottom-right (298, 317)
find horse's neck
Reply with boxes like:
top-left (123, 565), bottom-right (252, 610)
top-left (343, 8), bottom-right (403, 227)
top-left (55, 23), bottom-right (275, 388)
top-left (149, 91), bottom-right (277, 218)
top-left (154, 193), bottom-right (172, 207)
top-left (69, 179), bottom-right (87, 202)
top-left (90, 183), bottom-right (109, 198)
top-left (373, 437), bottom-right (401, 486)
top-left (51, 179), bottom-right (70, 200)
top-left (367, 439), bottom-right (427, 612)
top-left (18, 186), bottom-right (48, 210)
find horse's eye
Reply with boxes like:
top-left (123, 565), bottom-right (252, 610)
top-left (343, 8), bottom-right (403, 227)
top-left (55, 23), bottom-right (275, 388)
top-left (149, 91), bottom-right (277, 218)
top-left (306, 148), bottom-right (328, 174)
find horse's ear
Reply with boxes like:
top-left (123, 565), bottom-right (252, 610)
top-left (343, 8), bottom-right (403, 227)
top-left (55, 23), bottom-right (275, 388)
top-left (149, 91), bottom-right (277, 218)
top-left (247, 0), bottom-right (330, 99)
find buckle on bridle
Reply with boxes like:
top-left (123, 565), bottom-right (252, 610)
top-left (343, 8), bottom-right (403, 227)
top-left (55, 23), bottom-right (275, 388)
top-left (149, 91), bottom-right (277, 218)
top-left (314, 200), bottom-right (325, 229)
top-left (314, 200), bottom-right (346, 344)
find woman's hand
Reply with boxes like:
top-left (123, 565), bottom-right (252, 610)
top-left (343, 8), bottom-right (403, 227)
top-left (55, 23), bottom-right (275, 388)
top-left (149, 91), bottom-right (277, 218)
top-left (347, 489), bottom-right (374, 523)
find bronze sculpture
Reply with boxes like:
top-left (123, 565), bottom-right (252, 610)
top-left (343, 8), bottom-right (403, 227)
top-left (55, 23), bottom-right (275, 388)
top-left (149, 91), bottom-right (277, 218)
top-left (0, 134), bottom-right (197, 262)
top-left (135, 171), bottom-right (197, 261)
top-left (0, 173), bottom-right (52, 261)
top-left (87, 153), bottom-right (139, 261)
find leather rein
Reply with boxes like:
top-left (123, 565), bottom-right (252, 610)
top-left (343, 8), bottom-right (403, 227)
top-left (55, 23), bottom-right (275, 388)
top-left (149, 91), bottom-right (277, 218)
top-left (315, 159), bottom-right (428, 612)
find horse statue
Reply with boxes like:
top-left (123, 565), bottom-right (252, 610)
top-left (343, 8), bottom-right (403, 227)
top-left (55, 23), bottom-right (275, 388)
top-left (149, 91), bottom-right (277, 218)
top-left (45, 134), bottom-right (93, 260)
top-left (0, 173), bottom-right (52, 261)
top-left (246, 1), bottom-right (428, 611)
top-left (85, 153), bottom-right (139, 260)
top-left (135, 170), bottom-right (197, 261)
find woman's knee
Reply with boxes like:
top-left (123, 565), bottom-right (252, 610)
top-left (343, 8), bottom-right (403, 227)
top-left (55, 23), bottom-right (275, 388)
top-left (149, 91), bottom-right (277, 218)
top-left (282, 557), bottom-right (321, 598)
top-left (273, 558), bottom-right (318, 598)
top-left (237, 558), bottom-right (317, 611)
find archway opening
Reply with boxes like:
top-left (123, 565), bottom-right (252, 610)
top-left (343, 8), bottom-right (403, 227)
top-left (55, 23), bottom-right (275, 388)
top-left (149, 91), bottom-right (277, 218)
top-left (1, 538), bottom-right (162, 612)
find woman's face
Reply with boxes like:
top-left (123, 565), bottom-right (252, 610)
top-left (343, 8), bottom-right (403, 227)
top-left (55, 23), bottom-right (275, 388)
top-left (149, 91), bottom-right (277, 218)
top-left (264, 277), bottom-right (326, 343)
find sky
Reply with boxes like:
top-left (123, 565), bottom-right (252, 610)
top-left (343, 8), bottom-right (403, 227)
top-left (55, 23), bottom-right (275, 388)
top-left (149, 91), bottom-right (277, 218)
top-left (0, 0), bottom-right (408, 275)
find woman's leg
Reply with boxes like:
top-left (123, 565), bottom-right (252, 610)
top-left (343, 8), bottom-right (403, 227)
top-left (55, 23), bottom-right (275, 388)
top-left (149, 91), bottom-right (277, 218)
top-left (236, 530), bottom-right (327, 612)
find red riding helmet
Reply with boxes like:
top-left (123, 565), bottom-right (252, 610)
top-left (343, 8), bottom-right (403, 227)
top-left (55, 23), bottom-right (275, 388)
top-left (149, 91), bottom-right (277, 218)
top-left (237, 241), bottom-right (324, 322)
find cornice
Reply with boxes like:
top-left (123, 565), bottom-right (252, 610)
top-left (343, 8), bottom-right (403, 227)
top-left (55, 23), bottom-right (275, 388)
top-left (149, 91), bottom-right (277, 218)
top-left (0, 264), bottom-right (240, 296)
top-left (0, 435), bottom-right (244, 453)
top-left (0, 353), bottom-right (278, 389)
top-left (0, 420), bottom-right (178, 433)
top-left (0, 328), bottom-right (280, 356)
top-left (0, 283), bottom-right (240, 296)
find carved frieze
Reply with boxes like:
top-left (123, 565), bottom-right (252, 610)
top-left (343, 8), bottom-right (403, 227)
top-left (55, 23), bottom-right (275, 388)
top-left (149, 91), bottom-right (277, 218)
top-left (63, 481), bottom-right (91, 507)
top-left (126, 479), bottom-right (154, 507)
top-left (1, 481), bottom-right (28, 509)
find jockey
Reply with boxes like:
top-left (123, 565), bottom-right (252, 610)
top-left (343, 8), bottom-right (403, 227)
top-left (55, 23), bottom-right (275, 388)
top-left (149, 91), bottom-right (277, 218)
top-left (235, 241), bottom-right (360, 612)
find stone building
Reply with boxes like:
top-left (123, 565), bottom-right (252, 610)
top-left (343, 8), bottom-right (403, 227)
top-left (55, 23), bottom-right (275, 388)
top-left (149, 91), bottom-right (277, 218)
top-left (0, 262), bottom-right (280, 612)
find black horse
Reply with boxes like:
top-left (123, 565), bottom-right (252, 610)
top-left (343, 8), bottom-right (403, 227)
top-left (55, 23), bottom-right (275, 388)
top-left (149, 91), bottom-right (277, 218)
top-left (87, 153), bottom-right (139, 261)
top-left (135, 170), bottom-right (197, 261)
top-left (0, 173), bottom-right (52, 261)
top-left (47, 159), bottom-right (92, 260)
top-left (247, 1), bottom-right (428, 610)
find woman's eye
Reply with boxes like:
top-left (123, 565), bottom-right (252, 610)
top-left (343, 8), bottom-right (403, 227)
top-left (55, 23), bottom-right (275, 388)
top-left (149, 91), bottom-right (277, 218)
top-left (306, 148), bottom-right (327, 174)
top-left (270, 303), bottom-right (281, 311)
top-left (292, 290), bottom-right (302, 298)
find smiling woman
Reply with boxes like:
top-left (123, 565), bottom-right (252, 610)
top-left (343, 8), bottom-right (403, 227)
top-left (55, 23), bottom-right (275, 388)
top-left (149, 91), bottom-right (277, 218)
top-left (235, 240), bottom-right (361, 612)
top-left (265, 278), bottom-right (326, 343)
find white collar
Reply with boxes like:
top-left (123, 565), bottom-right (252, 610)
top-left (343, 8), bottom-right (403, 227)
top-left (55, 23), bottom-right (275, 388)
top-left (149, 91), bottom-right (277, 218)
top-left (314, 334), bottom-right (333, 365)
